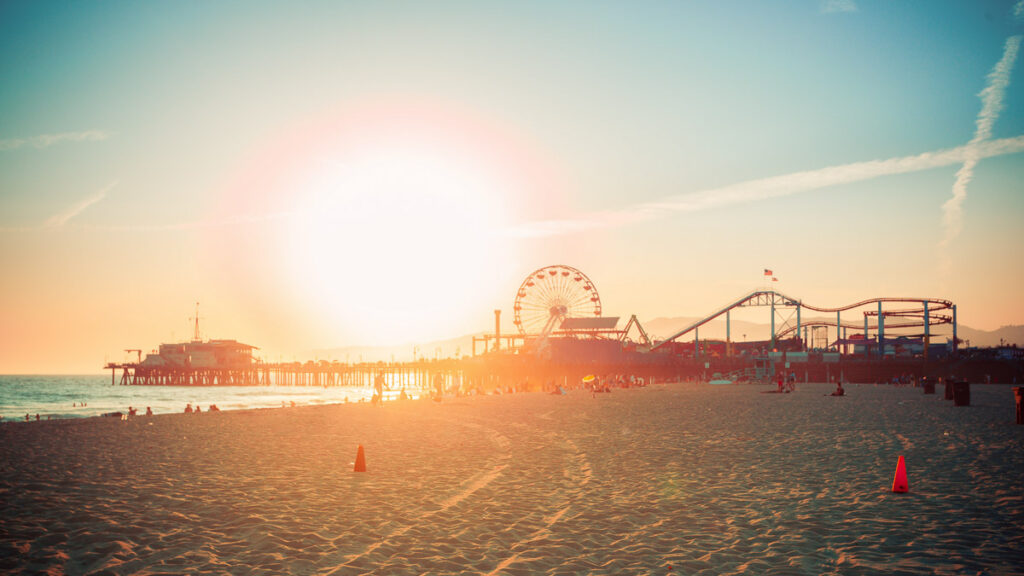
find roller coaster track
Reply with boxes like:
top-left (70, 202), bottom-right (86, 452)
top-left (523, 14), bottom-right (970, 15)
top-left (773, 318), bottom-right (952, 340)
top-left (650, 289), bottom-right (953, 351)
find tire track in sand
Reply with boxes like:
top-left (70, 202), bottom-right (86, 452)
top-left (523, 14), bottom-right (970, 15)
top-left (321, 419), bottom-right (512, 575)
top-left (485, 435), bottom-right (592, 575)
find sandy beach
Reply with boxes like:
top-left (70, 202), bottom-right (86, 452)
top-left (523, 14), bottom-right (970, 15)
top-left (2, 381), bottom-right (1022, 575)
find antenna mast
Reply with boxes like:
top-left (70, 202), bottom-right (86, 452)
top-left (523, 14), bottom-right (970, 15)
top-left (192, 302), bottom-right (201, 342)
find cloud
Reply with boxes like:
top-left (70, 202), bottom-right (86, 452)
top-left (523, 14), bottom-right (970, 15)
top-left (507, 135), bottom-right (1024, 238)
top-left (0, 130), bottom-right (110, 151)
top-left (940, 35), bottom-right (1021, 254)
top-left (821, 0), bottom-right (857, 14)
top-left (95, 211), bottom-right (295, 232)
top-left (45, 181), bottom-right (117, 228)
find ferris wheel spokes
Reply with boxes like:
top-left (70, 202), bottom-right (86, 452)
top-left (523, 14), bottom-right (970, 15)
top-left (513, 264), bottom-right (602, 336)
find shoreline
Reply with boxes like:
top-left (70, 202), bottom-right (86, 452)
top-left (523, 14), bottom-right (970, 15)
top-left (2, 378), bottom-right (1016, 426)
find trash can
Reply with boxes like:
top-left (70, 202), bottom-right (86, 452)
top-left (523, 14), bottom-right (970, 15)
top-left (944, 380), bottom-right (954, 400)
top-left (1015, 387), bottom-right (1023, 425)
top-left (952, 381), bottom-right (970, 407)
top-left (922, 378), bottom-right (935, 395)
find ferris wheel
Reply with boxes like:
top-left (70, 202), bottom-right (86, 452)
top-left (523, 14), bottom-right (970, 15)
top-left (513, 265), bottom-right (602, 336)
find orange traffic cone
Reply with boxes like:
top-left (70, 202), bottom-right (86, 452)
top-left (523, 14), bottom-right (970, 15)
top-left (354, 445), bottom-right (367, 472)
top-left (891, 455), bottom-right (908, 493)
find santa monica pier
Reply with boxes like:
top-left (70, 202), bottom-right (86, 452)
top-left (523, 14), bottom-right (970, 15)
top-left (105, 265), bottom-right (1024, 392)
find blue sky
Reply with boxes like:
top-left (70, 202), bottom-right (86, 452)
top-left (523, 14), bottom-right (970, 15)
top-left (1, 1), bottom-right (1023, 372)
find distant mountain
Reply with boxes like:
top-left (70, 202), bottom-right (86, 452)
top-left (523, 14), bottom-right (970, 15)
top-left (955, 325), bottom-right (1024, 348)
top-left (311, 319), bottom-right (1022, 362)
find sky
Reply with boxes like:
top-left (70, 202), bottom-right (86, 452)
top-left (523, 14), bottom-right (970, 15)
top-left (2, 0), bottom-right (1023, 373)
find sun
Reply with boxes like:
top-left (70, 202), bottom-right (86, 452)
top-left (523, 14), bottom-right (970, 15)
top-left (284, 134), bottom-right (514, 345)
top-left (207, 101), bottom-right (565, 350)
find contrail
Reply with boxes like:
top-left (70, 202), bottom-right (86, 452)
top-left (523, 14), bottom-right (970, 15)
top-left (45, 181), bottom-right (117, 227)
top-left (821, 0), bottom-right (857, 14)
top-left (0, 130), bottom-right (110, 151)
top-left (508, 135), bottom-right (1024, 238)
top-left (940, 35), bottom-right (1021, 261)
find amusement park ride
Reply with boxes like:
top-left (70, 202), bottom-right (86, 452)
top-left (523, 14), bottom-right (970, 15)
top-left (513, 265), bottom-right (606, 336)
top-left (480, 264), bottom-right (957, 359)
top-left (649, 290), bottom-right (956, 358)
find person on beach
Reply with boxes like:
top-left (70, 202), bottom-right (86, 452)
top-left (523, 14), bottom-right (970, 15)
top-left (195, 405), bottom-right (201, 413)
top-left (209, 404), bottom-right (220, 412)
top-left (128, 406), bottom-right (138, 417)
top-left (433, 373), bottom-right (444, 399)
top-left (831, 382), bottom-right (844, 396)
top-left (145, 406), bottom-right (153, 416)
top-left (374, 374), bottom-right (384, 406)
top-left (184, 403), bottom-right (193, 414)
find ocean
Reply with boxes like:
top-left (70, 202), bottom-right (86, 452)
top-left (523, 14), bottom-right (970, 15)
top-left (0, 375), bottom-right (411, 422)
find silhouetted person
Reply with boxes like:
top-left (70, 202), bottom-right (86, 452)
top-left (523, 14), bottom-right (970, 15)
top-left (831, 382), bottom-right (845, 396)
top-left (374, 374), bottom-right (385, 405)
top-left (145, 406), bottom-right (153, 416)
top-left (184, 403), bottom-right (193, 414)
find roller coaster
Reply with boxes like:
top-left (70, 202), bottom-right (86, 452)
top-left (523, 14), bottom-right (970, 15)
top-left (649, 289), bottom-right (956, 354)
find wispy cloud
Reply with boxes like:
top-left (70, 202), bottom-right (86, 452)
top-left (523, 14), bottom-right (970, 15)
top-left (508, 135), bottom-right (1024, 238)
top-left (94, 211), bottom-right (296, 232)
top-left (0, 130), bottom-right (110, 151)
top-left (821, 0), bottom-right (857, 14)
top-left (2, 196), bottom-right (294, 233)
top-left (45, 181), bottom-right (117, 228)
top-left (940, 35), bottom-right (1021, 258)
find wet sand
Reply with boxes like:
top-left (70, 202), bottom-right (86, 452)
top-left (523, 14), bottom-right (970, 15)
top-left (2, 382), bottom-right (1022, 575)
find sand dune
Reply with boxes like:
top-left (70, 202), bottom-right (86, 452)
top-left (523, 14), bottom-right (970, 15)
top-left (2, 382), bottom-right (1022, 574)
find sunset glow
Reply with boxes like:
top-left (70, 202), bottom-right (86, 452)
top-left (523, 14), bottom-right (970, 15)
top-left (1, 1), bottom-right (1022, 372)
top-left (3, 5), bottom-right (1023, 575)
